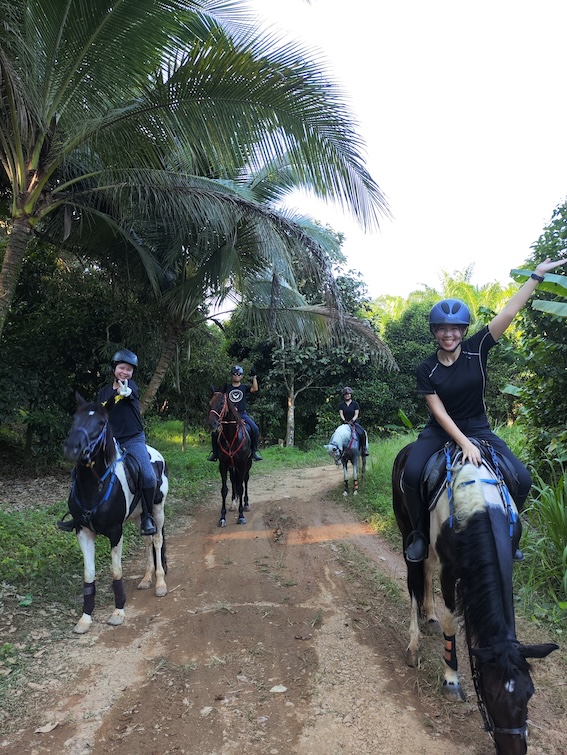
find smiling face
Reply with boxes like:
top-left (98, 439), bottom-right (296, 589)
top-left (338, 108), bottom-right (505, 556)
top-left (433, 324), bottom-right (466, 353)
top-left (113, 362), bottom-right (134, 382)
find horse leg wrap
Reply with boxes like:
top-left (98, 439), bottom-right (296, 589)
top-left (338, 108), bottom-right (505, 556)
top-left (354, 480), bottom-right (359, 491)
top-left (83, 581), bottom-right (96, 615)
top-left (112, 578), bottom-right (126, 610)
top-left (443, 633), bottom-right (458, 671)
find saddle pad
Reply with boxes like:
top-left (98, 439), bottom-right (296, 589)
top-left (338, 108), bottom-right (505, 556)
top-left (421, 439), bottom-right (520, 511)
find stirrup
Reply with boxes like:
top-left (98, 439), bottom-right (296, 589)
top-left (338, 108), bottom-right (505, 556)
top-left (56, 513), bottom-right (76, 532)
top-left (513, 549), bottom-right (525, 562)
top-left (405, 532), bottom-right (427, 563)
top-left (141, 516), bottom-right (157, 536)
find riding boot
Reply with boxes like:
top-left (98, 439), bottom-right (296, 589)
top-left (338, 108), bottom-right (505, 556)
top-left (140, 486), bottom-right (157, 535)
top-left (404, 484), bottom-right (428, 563)
top-left (56, 511), bottom-right (76, 532)
top-left (207, 432), bottom-right (218, 462)
top-left (250, 435), bottom-right (262, 461)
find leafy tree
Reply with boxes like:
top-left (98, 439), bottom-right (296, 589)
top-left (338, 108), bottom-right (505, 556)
top-left (0, 0), bottom-right (388, 347)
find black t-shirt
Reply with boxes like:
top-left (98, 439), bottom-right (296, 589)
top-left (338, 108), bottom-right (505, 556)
top-left (416, 325), bottom-right (496, 421)
top-left (338, 399), bottom-right (360, 422)
top-left (97, 380), bottom-right (144, 442)
top-left (224, 382), bottom-right (252, 414)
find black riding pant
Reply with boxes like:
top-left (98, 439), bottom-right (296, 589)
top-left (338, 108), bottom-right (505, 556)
top-left (404, 415), bottom-right (532, 510)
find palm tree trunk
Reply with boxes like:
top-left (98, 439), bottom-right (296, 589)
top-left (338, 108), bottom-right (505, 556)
top-left (139, 323), bottom-right (184, 415)
top-left (285, 374), bottom-right (295, 447)
top-left (0, 218), bottom-right (33, 341)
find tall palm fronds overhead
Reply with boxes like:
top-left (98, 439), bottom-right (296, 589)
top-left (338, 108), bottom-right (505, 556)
top-left (0, 0), bottom-right (389, 342)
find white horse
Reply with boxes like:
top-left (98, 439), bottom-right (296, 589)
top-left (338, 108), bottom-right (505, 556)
top-left (325, 423), bottom-right (366, 496)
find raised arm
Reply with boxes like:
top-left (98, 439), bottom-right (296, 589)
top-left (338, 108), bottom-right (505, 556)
top-left (489, 257), bottom-right (566, 341)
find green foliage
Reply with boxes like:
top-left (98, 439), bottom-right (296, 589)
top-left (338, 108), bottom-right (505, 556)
top-left (523, 463), bottom-right (567, 605)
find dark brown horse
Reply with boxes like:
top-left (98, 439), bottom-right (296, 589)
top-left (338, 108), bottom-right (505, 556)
top-left (208, 390), bottom-right (252, 527)
top-left (392, 441), bottom-right (558, 754)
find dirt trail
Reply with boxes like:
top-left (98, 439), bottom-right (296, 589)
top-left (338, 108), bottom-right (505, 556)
top-left (1, 464), bottom-right (564, 754)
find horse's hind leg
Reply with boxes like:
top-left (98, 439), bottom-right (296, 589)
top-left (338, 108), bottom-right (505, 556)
top-left (74, 529), bottom-right (96, 634)
top-left (243, 465), bottom-right (250, 512)
top-left (353, 458), bottom-right (359, 496)
top-left (343, 462), bottom-right (349, 496)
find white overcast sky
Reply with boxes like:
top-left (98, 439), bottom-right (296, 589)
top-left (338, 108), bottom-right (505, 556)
top-left (246, 0), bottom-right (567, 299)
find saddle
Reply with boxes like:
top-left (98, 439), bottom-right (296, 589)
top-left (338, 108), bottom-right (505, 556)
top-left (421, 439), bottom-right (520, 511)
top-left (121, 447), bottom-right (165, 506)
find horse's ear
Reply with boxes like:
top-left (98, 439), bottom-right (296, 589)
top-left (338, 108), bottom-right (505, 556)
top-left (210, 384), bottom-right (218, 394)
top-left (519, 643), bottom-right (559, 660)
top-left (75, 391), bottom-right (87, 406)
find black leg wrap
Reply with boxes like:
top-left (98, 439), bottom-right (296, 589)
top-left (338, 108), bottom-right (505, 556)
top-left (112, 578), bottom-right (126, 610)
top-left (83, 581), bottom-right (96, 615)
top-left (443, 633), bottom-right (458, 671)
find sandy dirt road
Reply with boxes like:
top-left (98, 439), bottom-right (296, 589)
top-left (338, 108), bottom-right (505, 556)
top-left (0, 463), bottom-right (564, 754)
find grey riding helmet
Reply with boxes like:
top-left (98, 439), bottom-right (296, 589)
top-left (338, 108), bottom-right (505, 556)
top-left (111, 349), bottom-right (138, 368)
top-left (231, 365), bottom-right (244, 376)
top-left (429, 299), bottom-right (470, 332)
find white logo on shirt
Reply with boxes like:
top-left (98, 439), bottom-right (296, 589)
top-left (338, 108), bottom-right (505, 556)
top-left (229, 388), bottom-right (244, 404)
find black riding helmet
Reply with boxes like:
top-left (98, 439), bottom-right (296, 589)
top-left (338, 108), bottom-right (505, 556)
top-left (111, 349), bottom-right (138, 369)
top-left (231, 365), bottom-right (244, 376)
top-left (429, 299), bottom-right (470, 333)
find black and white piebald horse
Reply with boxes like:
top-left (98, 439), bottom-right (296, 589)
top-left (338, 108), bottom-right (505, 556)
top-left (63, 395), bottom-right (168, 634)
top-left (393, 440), bottom-right (558, 754)
top-left (325, 423), bottom-right (366, 496)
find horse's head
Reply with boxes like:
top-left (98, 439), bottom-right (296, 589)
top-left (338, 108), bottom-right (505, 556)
top-left (208, 390), bottom-right (227, 432)
top-left (470, 641), bottom-right (558, 754)
top-left (324, 443), bottom-right (342, 466)
top-left (64, 393), bottom-right (113, 465)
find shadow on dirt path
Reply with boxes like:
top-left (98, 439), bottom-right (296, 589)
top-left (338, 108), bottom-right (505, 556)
top-left (1, 464), bottom-right (564, 754)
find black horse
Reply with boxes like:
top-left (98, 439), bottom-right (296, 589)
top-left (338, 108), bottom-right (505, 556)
top-left (392, 441), bottom-right (558, 754)
top-left (208, 390), bottom-right (252, 527)
top-left (63, 395), bottom-right (168, 633)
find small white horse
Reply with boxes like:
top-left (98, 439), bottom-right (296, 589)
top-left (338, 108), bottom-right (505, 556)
top-left (325, 423), bottom-right (366, 496)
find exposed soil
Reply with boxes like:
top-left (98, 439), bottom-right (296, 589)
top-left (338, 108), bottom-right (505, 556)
top-left (0, 464), bottom-right (565, 754)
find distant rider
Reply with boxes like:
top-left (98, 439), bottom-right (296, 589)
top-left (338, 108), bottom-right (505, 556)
top-left (338, 387), bottom-right (369, 456)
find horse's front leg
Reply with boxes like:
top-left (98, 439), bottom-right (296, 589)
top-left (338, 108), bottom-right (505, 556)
top-left (138, 503), bottom-right (167, 597)
top-left (343, 460), bottom-right (349, 496)
top-left (439, 572), bottom-right (465, 702)
top-left (219, 469), bottom-right (229, 527)
top-left (107, 535), bottom-right (126, 626)
top-left (243, 467), bottom-right (250, 512)
top-left (74, 528), bottom-right (97, 634)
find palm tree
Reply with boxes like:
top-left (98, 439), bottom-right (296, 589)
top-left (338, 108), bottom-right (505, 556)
top-left (0, 0), bottom-right (388, 342)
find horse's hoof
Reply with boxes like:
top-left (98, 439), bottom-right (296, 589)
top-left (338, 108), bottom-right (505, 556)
top-left (442, 681), bottom-right (466, 702)
top-left (155, 584), bottom-right (167, 597)
top-left (353, 490), bottom-right (358, 496)
top-left (405, 647), bottom-right (419, 667)
top-left (343, 491), bottom-right (348, 497)
top-left (218, 519), bottom-right (227, 528)
top-left (73, 617), bottom-right (92, 635)
top-left (107, 609), bottom-right (125, 626)
top-left (243, 504), bottom-right (250, 511)
top-left (237, 516), bottom-right (247, 525)
top-left (137, 578), bottom-right (152, 590)
top-left (425, 618), bottom-right (442, 635)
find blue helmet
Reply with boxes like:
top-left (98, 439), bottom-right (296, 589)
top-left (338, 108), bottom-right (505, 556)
top-left (111, 349), bottom-right (138, 368)
top-left (429, 299), bottom-right (470, 329)
top-left (231, 365), bottom-right (244, 376)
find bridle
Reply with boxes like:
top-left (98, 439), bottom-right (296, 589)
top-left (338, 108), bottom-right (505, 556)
top-left (209, 391), bottom-right (247, 462)
top-left (468, 649), bottom-right (528, 745)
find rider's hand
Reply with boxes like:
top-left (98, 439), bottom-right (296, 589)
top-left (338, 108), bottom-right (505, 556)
top-left (250, 368), bottom-right (257, 377)
top-left (117, 379), bottom-right (132, 397)
top-left (460, 440), bottom-right (481, 466)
